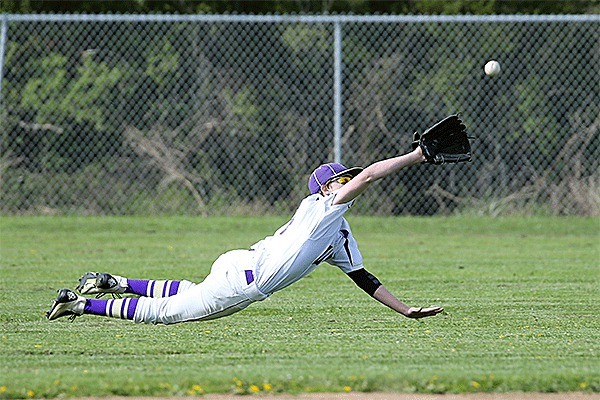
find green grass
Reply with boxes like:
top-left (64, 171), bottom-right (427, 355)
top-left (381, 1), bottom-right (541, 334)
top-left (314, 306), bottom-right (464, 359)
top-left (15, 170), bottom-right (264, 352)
top-left (0, 216), bottom-right (599, 398)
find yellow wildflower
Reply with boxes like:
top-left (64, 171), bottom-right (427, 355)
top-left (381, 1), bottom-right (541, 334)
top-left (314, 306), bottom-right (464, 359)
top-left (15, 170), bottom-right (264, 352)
top-left (192, 384), bottom-right (203, 392)
top-left (249, 385), bottom-right (260, 393)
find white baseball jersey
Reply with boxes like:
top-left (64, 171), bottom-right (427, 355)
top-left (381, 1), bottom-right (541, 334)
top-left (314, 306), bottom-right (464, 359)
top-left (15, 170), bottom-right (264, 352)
top-left (250, 193), bottom-right (364, 295)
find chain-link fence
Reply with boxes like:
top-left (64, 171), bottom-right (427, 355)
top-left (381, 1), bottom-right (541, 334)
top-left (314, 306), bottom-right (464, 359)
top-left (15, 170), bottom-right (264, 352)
top-left (1, 14), bottom-right (598, 216)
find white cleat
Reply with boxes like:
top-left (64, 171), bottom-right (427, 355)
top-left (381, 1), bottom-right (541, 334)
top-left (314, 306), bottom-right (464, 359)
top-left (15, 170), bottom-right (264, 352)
top-left (76, 272), bottom-right (127, 298)
top-left (46, 289), bottom-right (86, 321)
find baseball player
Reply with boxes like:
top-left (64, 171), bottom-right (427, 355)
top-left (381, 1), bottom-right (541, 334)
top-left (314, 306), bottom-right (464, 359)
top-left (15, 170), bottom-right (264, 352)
top-left (46, 145), bottom-right (444, 324)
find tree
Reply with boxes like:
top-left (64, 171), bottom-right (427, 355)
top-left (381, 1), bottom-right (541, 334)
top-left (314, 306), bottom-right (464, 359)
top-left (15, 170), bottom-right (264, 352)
top-left (1, 0), bottom-right (598, 14)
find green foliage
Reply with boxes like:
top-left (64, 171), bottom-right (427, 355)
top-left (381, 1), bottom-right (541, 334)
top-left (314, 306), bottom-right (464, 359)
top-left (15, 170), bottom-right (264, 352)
top-left (62, 54), bottom-right (122, 131)
top-left (222, 86), bottom-right (260, 129)
top-left (20, 53), bottom-right (122, 131)
top-left (517, 77), bottom-right (556, 147)
top-left (146, 40), bottom-right (180, 86)
top-left (1, 0), bottom-right (597, 14)
top-left (2, 15), bottom-right (597, 216)
top-left (20, 54), bottom-right (68, 124)
top-left (415, 0), bottom-right (496, 15)
top-left (0, 216), bottom-right (598, 398)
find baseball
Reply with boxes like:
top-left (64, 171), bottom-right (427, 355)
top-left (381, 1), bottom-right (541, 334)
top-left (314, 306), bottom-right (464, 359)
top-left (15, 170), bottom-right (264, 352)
top-left (484, 60), bottom-right (501, 77)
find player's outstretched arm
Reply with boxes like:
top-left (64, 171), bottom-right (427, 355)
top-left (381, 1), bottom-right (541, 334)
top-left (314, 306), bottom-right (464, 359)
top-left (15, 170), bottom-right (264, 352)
top-left (332, 147), bottom-right (425, 205)
top-left (347, 268), bottom-right (443, 319)
top-left (372, 285), bottom-right (444, 319)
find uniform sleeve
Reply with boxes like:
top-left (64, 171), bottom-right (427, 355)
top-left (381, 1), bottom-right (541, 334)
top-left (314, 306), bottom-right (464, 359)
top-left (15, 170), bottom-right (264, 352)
top-left (347, 268), bottom-right (382, 296)
top-left (328, 226), bottom-right (364, 273)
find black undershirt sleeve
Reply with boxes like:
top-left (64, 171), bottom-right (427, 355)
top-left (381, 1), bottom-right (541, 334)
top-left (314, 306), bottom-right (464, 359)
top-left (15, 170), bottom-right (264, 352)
top-left (347, 268), bottom-right (382, 296)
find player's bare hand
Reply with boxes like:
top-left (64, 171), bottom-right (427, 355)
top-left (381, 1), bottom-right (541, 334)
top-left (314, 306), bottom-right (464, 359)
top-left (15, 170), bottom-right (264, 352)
top-left (405, 306), bottom-right (444, 319)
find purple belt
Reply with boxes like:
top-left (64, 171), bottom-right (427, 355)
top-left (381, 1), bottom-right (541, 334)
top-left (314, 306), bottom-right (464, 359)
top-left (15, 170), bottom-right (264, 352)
top-left (245, 270), bottom-right (255, 285)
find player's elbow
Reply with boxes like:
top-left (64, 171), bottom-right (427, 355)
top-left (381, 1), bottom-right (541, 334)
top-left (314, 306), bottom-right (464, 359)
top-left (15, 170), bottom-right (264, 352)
top-left (355, 170), bottom-right (377, 185)
top-left (363, 174), bottom-right (377, 184)
top-left (358, 163), bottom-right (389, 184)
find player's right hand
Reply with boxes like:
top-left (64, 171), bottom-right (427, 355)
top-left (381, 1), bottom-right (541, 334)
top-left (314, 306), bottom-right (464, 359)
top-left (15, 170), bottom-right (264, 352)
top-left (405, 306), bottom-right (444, 319)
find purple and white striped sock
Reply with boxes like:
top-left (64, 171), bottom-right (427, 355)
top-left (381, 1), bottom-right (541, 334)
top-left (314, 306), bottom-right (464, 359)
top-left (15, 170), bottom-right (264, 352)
top-left (84, 298), bottom-right (138, 320)
top-left (126, 279), bottom-right (181, 298)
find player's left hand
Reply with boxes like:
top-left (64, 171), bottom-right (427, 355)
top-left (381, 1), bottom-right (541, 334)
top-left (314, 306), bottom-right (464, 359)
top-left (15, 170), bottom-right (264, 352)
top-left (406, 306), bottom-right (444, 319)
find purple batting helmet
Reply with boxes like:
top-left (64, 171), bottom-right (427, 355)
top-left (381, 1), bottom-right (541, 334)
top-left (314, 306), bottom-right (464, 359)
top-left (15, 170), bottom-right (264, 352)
top-left (308, 162), bottom-right (363, 194)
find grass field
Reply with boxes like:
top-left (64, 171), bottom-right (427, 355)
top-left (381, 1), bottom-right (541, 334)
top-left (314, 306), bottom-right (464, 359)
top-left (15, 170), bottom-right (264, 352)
top-left (0, 216), bottom-right (598, 399)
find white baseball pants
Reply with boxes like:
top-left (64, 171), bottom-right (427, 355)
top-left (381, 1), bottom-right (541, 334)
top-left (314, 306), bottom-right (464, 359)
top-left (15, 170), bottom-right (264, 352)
top-left (133, 250), bottom-right (268, 325)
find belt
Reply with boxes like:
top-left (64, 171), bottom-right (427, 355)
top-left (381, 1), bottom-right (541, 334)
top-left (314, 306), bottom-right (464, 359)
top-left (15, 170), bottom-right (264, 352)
top-left (244, 269), bottom-right (255, 285)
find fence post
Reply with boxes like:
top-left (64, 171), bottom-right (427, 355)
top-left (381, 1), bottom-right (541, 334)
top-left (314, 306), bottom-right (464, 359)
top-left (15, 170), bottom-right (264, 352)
top-left (0, 14), bottom-right (8, 110)
top-left (333, 19), bottom-right (343, 164)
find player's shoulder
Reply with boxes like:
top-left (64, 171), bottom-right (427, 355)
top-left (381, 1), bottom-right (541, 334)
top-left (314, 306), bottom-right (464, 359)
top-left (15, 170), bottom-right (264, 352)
top-left (296, 194), bottom-right (332, 213)
top-left (300, 193), bottom-right (328, 205)
top-left (306, 193), bottom-right (323, 201)
top-left (301, 193), bottom-right (352, 210)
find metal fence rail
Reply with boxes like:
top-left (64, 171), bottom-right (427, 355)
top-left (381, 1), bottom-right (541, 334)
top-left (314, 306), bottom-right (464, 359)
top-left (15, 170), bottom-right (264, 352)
top-left (1, 14), bottom-right (598, 216)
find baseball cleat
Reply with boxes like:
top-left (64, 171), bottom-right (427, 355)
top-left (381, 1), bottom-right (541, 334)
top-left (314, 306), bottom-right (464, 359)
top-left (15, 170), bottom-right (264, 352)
top-left (46, 288), bottom-right (86, 321)
top-left (76, 272), bottom-right (127, 298)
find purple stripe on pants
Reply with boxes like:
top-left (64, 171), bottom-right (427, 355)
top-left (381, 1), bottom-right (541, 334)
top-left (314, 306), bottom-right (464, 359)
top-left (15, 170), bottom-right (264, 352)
top-left (162, 281), bottom-right (168, 297)
top-left (85, 299), bottom-right (106, 315)
top-left (149, 281), bottom-right (156, 297)
top-left (119, 299), bottom-right (127, 319)
top-left (169, 281), bottom-right (180, 296)
top-left (126, 298), bottom-right (138, 320)
top-left (126, 279), bottom-right (148, 296)
top-left (107, 299), bottom-right (114, 317)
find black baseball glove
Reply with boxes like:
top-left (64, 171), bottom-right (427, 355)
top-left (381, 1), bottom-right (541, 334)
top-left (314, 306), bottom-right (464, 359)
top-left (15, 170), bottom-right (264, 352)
top-left (412, 114), bottom-right (472, 164)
